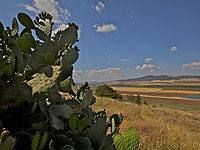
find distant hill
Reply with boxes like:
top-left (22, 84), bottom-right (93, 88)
top-left (109, 75), bottom-right (200, 83)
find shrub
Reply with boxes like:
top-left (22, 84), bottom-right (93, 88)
top-left (0, 12), bottom-right (140, 149)
top-left (126, 94), bottom-right (146, 105)
top-left (95, 84), bottom-right (122, 100)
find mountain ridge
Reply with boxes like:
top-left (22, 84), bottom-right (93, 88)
top-left (108, 75), bottom-right (200, 83)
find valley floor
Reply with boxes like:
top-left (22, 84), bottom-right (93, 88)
top-left (112, 87), bottom-right (200, 106)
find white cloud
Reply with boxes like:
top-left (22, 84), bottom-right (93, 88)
top-left (52, 23), bottom-right (69, 35)
top-left (24, 4), bottom-right (39, 14)
top-left (92, 2), bottom-right (105, 13)
top-left (120, 59), bottom-right (128, 62)
top-left (93, 23), bottom-right (118, 33)
top-left (144, 57), bottom-right (152, 63)
top-left (170, 46), bottom-right (177, 52)
top-left (126, 68), bottom-right (135, 72)
top-left (136, 64), bottom-right (160, 72)
top-left (181, 61), bottom-right (200, 69)
top-left (23, 0), bottom-right (71, 24)
top-left (73, 67), bottom-right (124, 82)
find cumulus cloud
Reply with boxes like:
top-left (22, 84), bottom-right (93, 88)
top-left (93, 23), bottom-right (118, 33)
top-left (24, 0), bottom-right (71, 24)
top-left (136, 64), bottom-right (160, 72)
top-left (73, 67), bottom-right (124, 82)
top-left (170, 46), bottom-right (177, 52)
top-left (144, 57), bottom-right (152, 63)
top-left (92, 2), bottom-right (105, 13)
top-left (120, 59), bottom-right (128, 62)
top-left (126, 68), bottom-right (135, 72)
top-left (181, 61), bottom-right (200, 69)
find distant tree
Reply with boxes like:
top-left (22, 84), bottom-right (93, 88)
top-left (126, 94), bottom-right (145, 105)
top-left (95, 85), bottom-right (122, 100)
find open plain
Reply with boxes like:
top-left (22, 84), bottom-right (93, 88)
top-left (110, 80), bottom-right (200, 106)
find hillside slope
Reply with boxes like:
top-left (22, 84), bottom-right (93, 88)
top-left (92, 97), bottom-right (200, 150)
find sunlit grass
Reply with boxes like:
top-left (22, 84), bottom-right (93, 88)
top-left (92, 97), bottom-right (200, 150)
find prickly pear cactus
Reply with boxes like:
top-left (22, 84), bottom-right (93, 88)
top-left (0, 11), bottom-right (140, 150)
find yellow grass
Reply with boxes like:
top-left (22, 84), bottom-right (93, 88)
top-left (112, 87), bottom-right (162, 92)
top-left (92, 97), bottom-right (200, 150)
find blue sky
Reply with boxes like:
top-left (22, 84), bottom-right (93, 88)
top-left (1, 0), bottom-right (200, 82)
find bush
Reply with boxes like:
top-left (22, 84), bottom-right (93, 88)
top-left (95, 85), bottom-right (122, 100)
top-left (126, 94), bottom-right (147, 105)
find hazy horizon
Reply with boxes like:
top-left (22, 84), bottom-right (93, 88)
top-left (1, 0), bottom-right (200, 82)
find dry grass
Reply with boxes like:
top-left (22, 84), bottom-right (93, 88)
top-left (92, 97), bottom-right (200, 150)
top-left (112, 87), bottom-right (162, 92)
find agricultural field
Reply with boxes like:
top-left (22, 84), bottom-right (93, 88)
top-left (92, 97), bottom-right (200, 150)
top-left (109, 81), bottom-right (200, 106)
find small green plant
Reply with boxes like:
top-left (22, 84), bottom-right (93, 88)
top-left (95, 84), bottom-right (122, 100)
top-left (113, 128), bottom-right (140, 150)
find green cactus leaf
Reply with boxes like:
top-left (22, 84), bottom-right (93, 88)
top-left (0, 136), bottom-right (16, 150)
top-left (0, 21), bottom-right (4, 38)
top-left (38, 132), bottom-right (48, 150)
top-left (28, 41), bottom-right (59, 73)
top-left (78, 137), bottom-right (91, 150)
top-left (45, 53), bottom-right (54, 65)
top-left (113, 128), bottom-right (140, 150)
top-left (4, 60), bottom-right (15, 79)
top-left (48, 93), bottom-right (62, 104)
top-left (51, 114), bottom-right (64, 130)
top-left (18, 13), bottom-right (35, 29)
top-left (16, 37), bottom-right (31, 54)
top-left (88, 118), bottom-right (107, 149)
top-left (56, 24), bottom-right (78, 46)
top-left (59, 76), bottom-right (72, 93)
top-left (23, 33), bottom-right (36, 48)
top-left (80, 89), bottom-right (94, 109)
top-left (69, 113), bottom-right (79, 131)
top-left (20, 28), bottom-right (32, 36)
top-left (52, 134), bottom-right (74, 149)
top-left (11, 17), bottom-right (19, 37)
top-left (34, 12), bottom-right (53, 41)
top-left (78, 117), bottom-right (88, 132)
top-left (35, 28), bottom-right (49, 41)
top-left (49, 104), bottom-right (73, 119)
top-left (0, 56), bottom-right (5, 76)
top-left (110, 113), bottom-right (124, 129)
top-left (3, 31), bottom-right (8, 42)
top-left (124, 128), bottom-right (140, 150)
top-left (113, 133), bottom-right (125, 150)
top-left (60, 145), bottom-right (75, 150)
top-left (31, 132), bottom-right (40, 150)
top-left (27, 66), bottom-right (71, 101)
top-left (61, 48), bottom-right (79, 67)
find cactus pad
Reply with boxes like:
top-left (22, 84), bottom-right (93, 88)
top-left (18, 13), bottom-right (35, 29)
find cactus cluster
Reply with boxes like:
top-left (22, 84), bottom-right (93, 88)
top-left (0, 12), bottom-right (140, 150)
